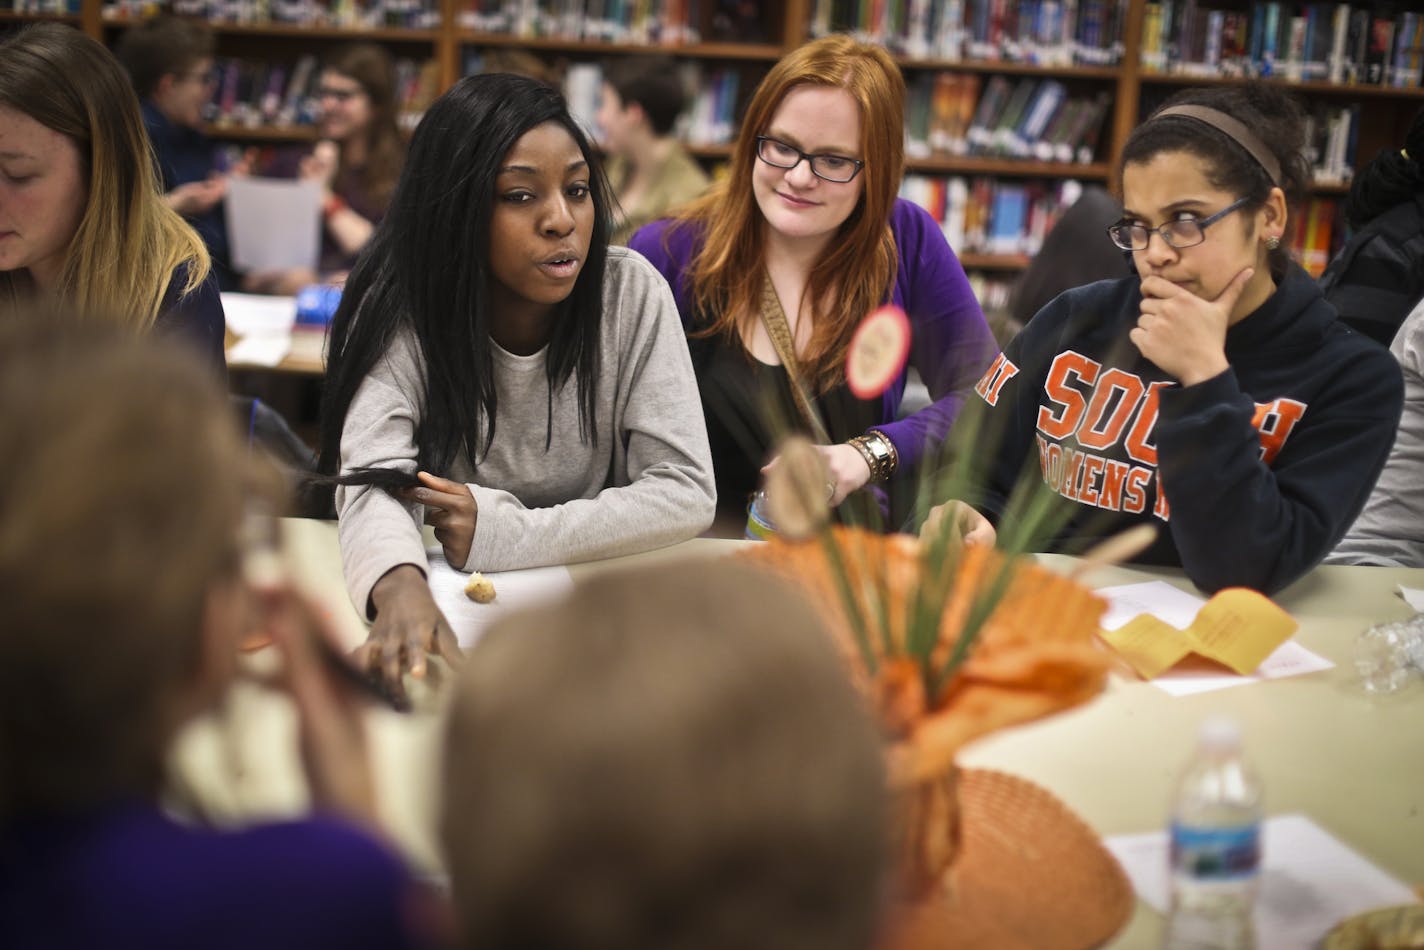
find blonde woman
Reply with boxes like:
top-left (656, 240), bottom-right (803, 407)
top-left (0, 23), bottom-right (224, 370)
top-left (631, 35), bottom-right (996, 526)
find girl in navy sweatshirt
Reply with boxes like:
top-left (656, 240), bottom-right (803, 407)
top-left (930, 83), bottom-right (1403, 595)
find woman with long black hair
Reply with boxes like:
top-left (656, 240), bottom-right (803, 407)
top-left (317, 74), bottom-right (715, 697)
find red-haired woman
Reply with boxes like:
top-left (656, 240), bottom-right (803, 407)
top-left (630, 35), bottom-right (995, 527)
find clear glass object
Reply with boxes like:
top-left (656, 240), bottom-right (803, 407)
top-left (1354, 619), bottom-right (1422, 695)
top-left (1165, 717), bottom-right (1262, 950)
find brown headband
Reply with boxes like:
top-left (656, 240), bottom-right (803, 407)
top-left (1153, 105), bottom-right (1282, 186)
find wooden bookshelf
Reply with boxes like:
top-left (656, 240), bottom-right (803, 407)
top-left (959, 253), bottom-right (1032, 271)
top-left (199, 122), bottom-right (317, 142)
top-left (1139, 71), bottom-right (1424, 100)
top-left (11, 0), bottom-right (1421, 264)
top-left (0, 8), bottom-right (80, 22)
top-left (454, 31), bottom-right (783, 62)
top-left (897, 57), bottom-right (1121, 81)
top-left (908, 157), bottom-right (1112, 180)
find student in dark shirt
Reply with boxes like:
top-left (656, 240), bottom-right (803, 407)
top-left (928, 83), bottom-right (1404, 595)
top-left (1318, 106), bottom-right (1424, 348)
top-left (117, 15), bottom-right (240, 291)
top-left (0, 24), bottom-right (225, 371)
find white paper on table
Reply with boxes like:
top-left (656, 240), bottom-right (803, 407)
top-left (1147, 641), bottom-right (1335, 696)
top-left (220, 292), bottom-right (297, 337)
top-left (226, 334), bottom-right (292, 368)
top-left (1098, 580), bottom-right (1209, 632)
top-left (225, 177), bottom-right (322, 272)
top-left (1398, 585), bottom-right (1424, 613)
top-left (1105, 814), bottom-right (1420, 950)
top-left (1095, 581), bottom-right (1333, 695)
top-left (425, 547), bottom-right (574, 650)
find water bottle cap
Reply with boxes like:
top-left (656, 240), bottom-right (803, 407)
top-left (1198, 716), bottom-right (1242, 752)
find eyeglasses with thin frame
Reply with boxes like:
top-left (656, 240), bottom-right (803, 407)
top-left (755, 135), bottom-right (864, 183)
top-left (1106, 196), bottom-right (1252, 251)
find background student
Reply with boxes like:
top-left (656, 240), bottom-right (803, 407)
top-left (594, 54), bottom-right (709, 245)
top-left (1317, 106), bottom-right (1424, 348)
top-left (0, 318), bottom-right (435, 950)
top-left (0, 23), bottom-right (225, 370)
top-left (243, 43), bottom-right (403, 294)
top-left (1330, 295), bottom-right (1424, 567)
top-left (630, 35), bottom-right (996, 528)
top-left (116, 15), bottom-right (238, 291)
top-left (929, 84), bottom-right (1403, 595)
top-left (317, 73), bottom-right (714, 701)
top-left (442, 559), bottom-right (889, 950)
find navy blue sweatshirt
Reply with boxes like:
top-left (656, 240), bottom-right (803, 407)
top-left (967, 263), bottom-right (1403, 594)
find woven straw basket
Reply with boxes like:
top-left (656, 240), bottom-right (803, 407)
top-left (741, 528), bottom-right (1133, 947)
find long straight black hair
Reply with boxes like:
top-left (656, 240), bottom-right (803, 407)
top-left (317, 73), bottom-right (613, 480)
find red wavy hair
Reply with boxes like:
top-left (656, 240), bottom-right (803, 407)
top-left (675, 35), bottom-right (905, 391)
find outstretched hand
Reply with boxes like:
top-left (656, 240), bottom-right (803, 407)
top-left (920, 499), bottom-right (996, 548)
top-left (355, 565), bottom-right (463, 708)
top-left (1130, 267), bottom-right (1252, 386)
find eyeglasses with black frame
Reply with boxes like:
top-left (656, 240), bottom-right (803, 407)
top-left (1106, 196), bottom-right (1252, 251)
top-left (755, 135), bottom-right (865, 183)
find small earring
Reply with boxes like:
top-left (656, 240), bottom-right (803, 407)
top-left (1266, 235), bottom-right (1281, 250)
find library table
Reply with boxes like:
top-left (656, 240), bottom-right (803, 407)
top-left (167, 519), bottom-right (1424, 948)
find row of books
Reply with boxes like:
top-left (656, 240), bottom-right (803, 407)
top-left (908, 73), bottom-right (1110, 163)
top-left (4, 0), bottom-right (85, 13)
top-left (809, 0), bottom-right (1130, 66)
top-left (1288, 196), bottom-right (1340, 277)
top-left (457, 0), bottom-right (705, 43)
top-left (101, 0), bottom-right (440, 28)
top-left (1142, 2), bottom-right (1424, 88)
top-left (902, 174), bottom-right (1088, 256)
top-left (558, 59), bottom-right (742, 147)
top-left (199, 54), bottom-right (437, 131)
top-left (1302, 101), bottom-right (1360, 185)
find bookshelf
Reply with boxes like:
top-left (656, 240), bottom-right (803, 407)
top-left (4, 0), bottom-right (1421, 274)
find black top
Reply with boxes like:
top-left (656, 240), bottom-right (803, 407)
top-left (1318, 192), bottom-right (1424, 348)
top-left (141, 101), bottom-right (238, 292)
top-left (967, 263), bottom-right (1403, 594)
top-left (155, 261), bottom-right (227, 377)
top-left (690, 329), bottom-right (877, 520)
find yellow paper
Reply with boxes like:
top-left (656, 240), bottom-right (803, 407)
top-left (1186, 588), bottom-right (1299, 674)
top-left (1100, 614), bottom-right (1195, 679)
top-left (1098, 587), bottom-right (1299, 679)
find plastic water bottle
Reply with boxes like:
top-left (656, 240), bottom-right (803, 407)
top-left (1164, 717), bottom-right (1262, 949)
top-left (745, 489), bottom-right (775, 541)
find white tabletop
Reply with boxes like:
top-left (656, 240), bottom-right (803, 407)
top-left (167, 520), bottom-right (1424, 948)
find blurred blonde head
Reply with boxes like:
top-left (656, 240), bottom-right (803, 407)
top-left (441, 558), bottom-right (889, 950)
top-left (0, 315), bottom-right (263, 819)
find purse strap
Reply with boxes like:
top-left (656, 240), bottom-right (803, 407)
top-left (758, 273), bottom-right (831, 444)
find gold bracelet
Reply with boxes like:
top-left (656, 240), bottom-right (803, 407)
top-left (867, 429), bottom-right (899, 477)
top-left (847, 431), bottom-right (898, 484)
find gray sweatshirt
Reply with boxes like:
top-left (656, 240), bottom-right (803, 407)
top-left (1329, 298), bottom-right (1424, 568)
top-left (335, 246), bottom-right (717, 616)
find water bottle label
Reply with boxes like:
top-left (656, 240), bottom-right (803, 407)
top-left (1170, 822), bottom-right (1260, 881)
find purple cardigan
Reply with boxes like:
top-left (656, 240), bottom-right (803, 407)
top-left (628, 198), bottom-right (996, 471)
top-left (0, 803), bottom-right (435, 950)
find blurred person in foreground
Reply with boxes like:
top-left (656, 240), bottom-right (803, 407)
top-left (441, 558), bottom-right (890, 950)
top-left (0, 316), bottom-right (437, 950)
